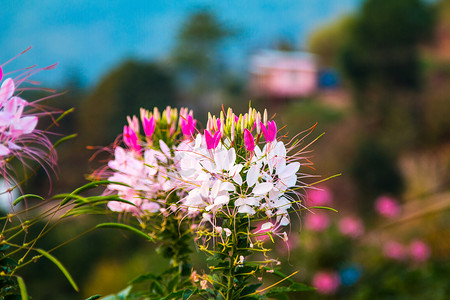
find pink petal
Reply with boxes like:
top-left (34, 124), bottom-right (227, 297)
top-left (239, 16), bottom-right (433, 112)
top-left (244, 129), bottom-right (255, 152)
top-left (0, 78), bottom-right (15, 105)
top-left (0, 144), bottom-right (10, 156)
top-left (204, 130), bottom-right (214, 149)
top-left (11, 116), bottom-right (38, 135)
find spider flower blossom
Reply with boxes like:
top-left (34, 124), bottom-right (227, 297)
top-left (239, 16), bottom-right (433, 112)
top-left (176, 107), bottom-right (307, 231)
top-left (0, 56), bottom-right (58, 186)
top-left (98, 106), bottom-right (197, 215)
top-left (312, 271), bottom-right (341, 295)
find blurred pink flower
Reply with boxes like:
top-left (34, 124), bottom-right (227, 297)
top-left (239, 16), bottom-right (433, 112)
top-left (312, 271), bottom-right (340, 295)
top-left (410, 240), bottom-right (431, 263)
top-left (338, 216), bottom-right (364, 238)
top-left (383, 241), bottom-right (406, 261)
top-left (308, 187), bottom-right (333, 206)
top-left (304, 213), bottom-right (330, 232)
top-left (375, 195), bottom-right (401, 218)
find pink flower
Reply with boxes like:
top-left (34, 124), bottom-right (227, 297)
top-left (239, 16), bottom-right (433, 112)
top-left (375, 195), bottom-right (401, 218)
top-left (142, 116), bottom-right (155, 139)
top-left (409, 240), bottom-right (431, 263)
top-left (308, 187), bottom-right (333, 206)
top-left (180, 115), bottom-right (196, 137)
top-left (204, 129), bottom-right (220, 150)
top-left (338, 216), bottom-right (364, 238)
top-left (123, 125), bottom-right (141, 152)
top-left (383, 241), bottom-right (406, 261)
top-left (312, 271), bottom-right (340, 295)
top-left (244, 129), bottom-right (255, 152)
top-left (260, 120), bottom-right (277, 143)
top-left (0, 57), bottom-right (58, 184)
top-left (304, 213), bottom-right (330, 232)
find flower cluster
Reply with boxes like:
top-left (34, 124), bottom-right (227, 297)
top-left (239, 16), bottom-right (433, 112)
top-left (0, 56), bottom-right (58, 187)
top-left (100, 106), bottom-right (197, 215)
top-left (175, 107), bottom-right (306, 238)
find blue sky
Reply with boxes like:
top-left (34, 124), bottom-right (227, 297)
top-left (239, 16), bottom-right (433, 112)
top-left (0, 0), bottom-right (363, 87)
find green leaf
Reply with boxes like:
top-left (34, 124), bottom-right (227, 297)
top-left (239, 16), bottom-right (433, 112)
top-left (263, 268), bottom-right (295, 284)
top-left (241, 283), bottom-right (263, 296)
top-left (305, 206), bottom-right (338, 213)
top-left (129, 272), bottom-right (160, 284)
top-left (53, 133), bottom-right (77, 148)
top-left (96, 223), bottom-right (154, 241)
top-left (182, 289), bottom-right (195, 300)
top-left (167, 273), bottom-right (180, 292)
top-left (13, 194), bottom-right (44, 206)
top-left (289, 282), bottom-right (315, 292)
top-left (161, 291), bottom-right (184, 300)
top-left (35, 249), bottom-right (79, 292)
top-left (59, 181), bottom-right (129, 205)
top-left (270, 293), bottom-right (289, 300)
top-left (85, 296), bottom-right (101, 300)
top-left (117, 286), bottom-right (132, 298)
top-left (16, 276), bottom-right (28, 300)
top-left (265, 283), bottom-right (315, 297)
top-left (53, 107), bottom-right (75, 125)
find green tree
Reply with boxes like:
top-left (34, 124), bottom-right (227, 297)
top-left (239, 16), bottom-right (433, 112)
top-left (171, 10), bottom-right (235, 97)
top-left (307, 15), bottom-right (355, 67)
top-left (78, 60), bottom-right (176, 146)
top-left (340, 0), bottom-right (434, 93)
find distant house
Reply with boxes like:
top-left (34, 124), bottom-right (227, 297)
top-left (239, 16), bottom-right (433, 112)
top-left (249, 50), bottom-right (318, 98)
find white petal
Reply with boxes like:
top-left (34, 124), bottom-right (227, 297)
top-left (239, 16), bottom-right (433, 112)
top-left (261, 222), bottom-right (274, 231)
top-left (227, 148), bottom-right (236, 169)
top-left (235, 198), bottom-right (245, 206)
top-left (221, 181), bottom-right (235, 192)
top-left (200, 182), bottom-right (209, 198)
top-left (253, 182), bottom-right (273, 195)
top-left (159, 140), bottom-right (171, 157)
top-left (279, 215), bottom-right (290, 226)
top-left (238, 204), bottom-right (255, 215)
top-left (283, 175), bottom-right (297, 188)
top-left (214, 149), bottom-right (228, 171)
top-left (233, 174), bottom-right (243, 185)
top-left (279, 162), bottom-right (300, 178)
top-left (246, 165), bottom-right (260, 187)
top-left (211, 180), bottom-right (221, 198)
top-left (246, 197), bottom-right (260, 206)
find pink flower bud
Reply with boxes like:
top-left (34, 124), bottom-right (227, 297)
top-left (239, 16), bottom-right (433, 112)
top-left (127, 115), bottom-right (139, 133)
top-left (181, 115), bottom-right (196, 137)
top-left (244, 128), bottom-right (255, 152)
top-left (260, 120), bottom-right (277, 142)
top-left (205, 129), bottom-right (220, 150)
top-left (123, 125), bottom-right (141, 152)
top-left (142, 116), bottom-right (155, 139)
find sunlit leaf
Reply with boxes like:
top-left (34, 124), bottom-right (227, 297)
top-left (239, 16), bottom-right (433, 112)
top-left (13, 194), bottom-right (44, 206)
top-left (96, 223), bottom-right (154, 241)
top-left (16, 276), bottom-right (28, 300)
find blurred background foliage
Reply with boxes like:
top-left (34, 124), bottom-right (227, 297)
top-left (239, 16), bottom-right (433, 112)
top-left (4, 0), bottom-right (450, 299)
